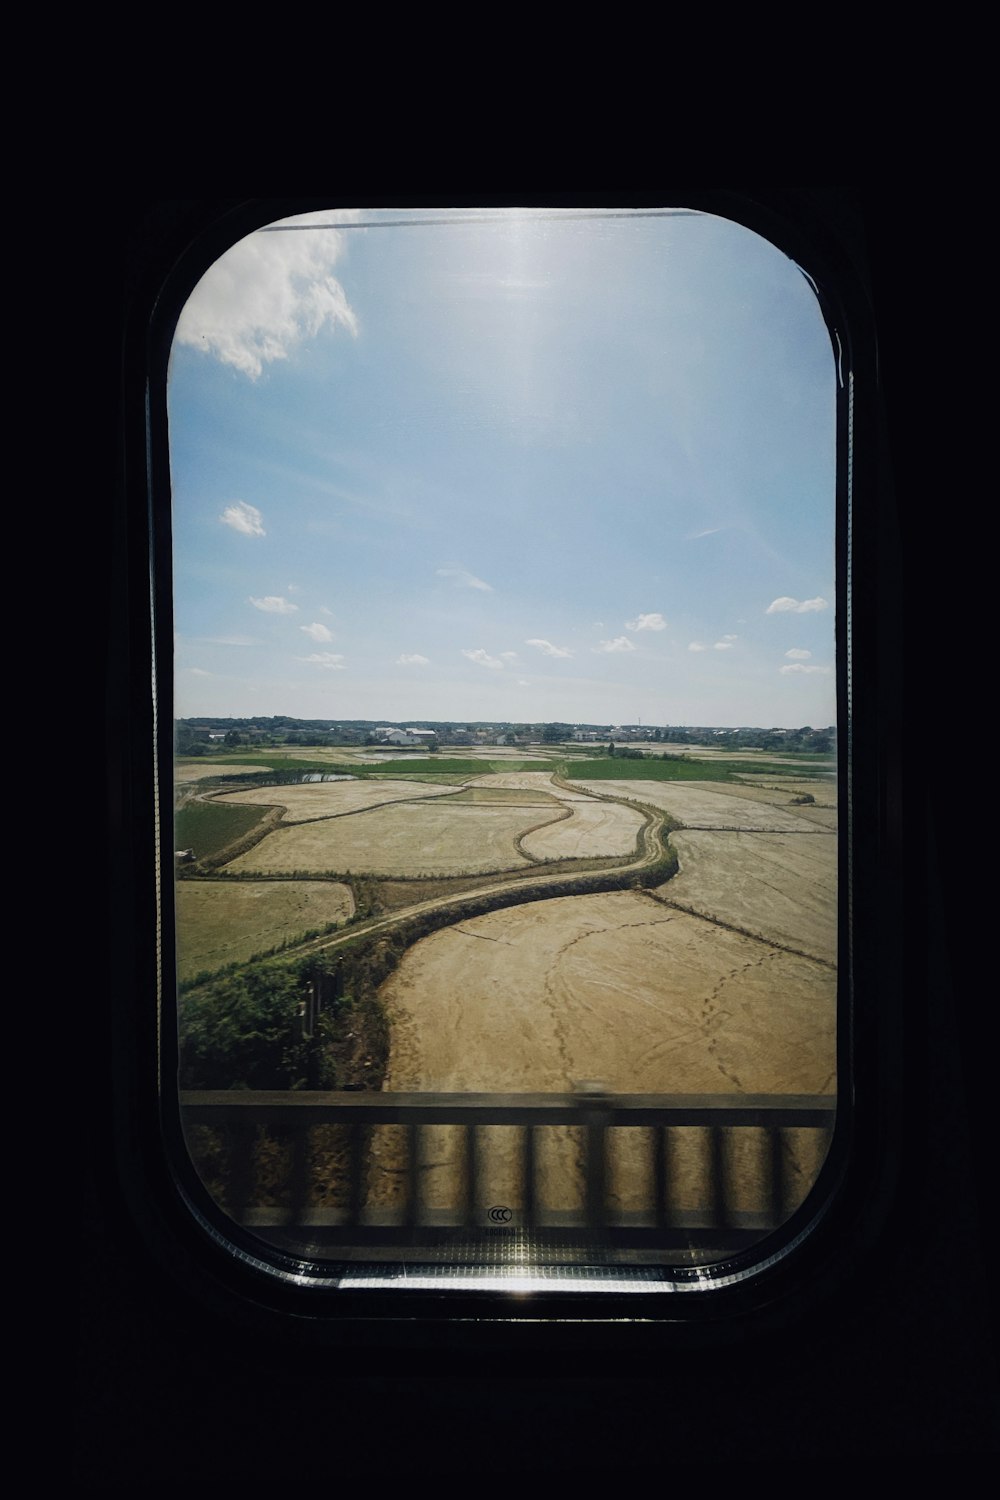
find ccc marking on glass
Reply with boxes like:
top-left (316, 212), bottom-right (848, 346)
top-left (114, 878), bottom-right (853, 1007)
top-left (488, 1205), bottom-right (513, 1224)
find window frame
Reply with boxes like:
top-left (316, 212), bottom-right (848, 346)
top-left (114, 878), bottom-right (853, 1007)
top-left (108, 191), bottom-right (901, 1339)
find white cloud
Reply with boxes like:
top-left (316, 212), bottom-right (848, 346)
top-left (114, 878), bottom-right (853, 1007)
top-left (780, 662), bottom-right (832, 675)
top-left (525, 638), bottom-right (573, 658)
top-left (713, 640), bottom-right (734, 650)
top-left (722, 633), bottom-right (739, 641)
top-left (437, 566), bottom-right (493, 591)
top-left (596, 637), bottom-right (635, 653)
top-left (250, 595), bottom-right (298, 614)
top-left (220, 500), bottom-right (265, 536)
top-left (686, 526), bottom-right (723, 540)
top-left (397, 653), bottom-right (430, 666)
top-left (319, 605), bottom-right (334, 617)
top-left (300, 621), bottom-right (333, 642)
top-left (626, 612), bottom-right (667, 632)
top-left (688, 641), bottom-right (708, 652)
top-left (785, 647), bottom-right (812, 660)
top-left (462, 648), bottom-right (504, 670)
top-left (500, 651), bottom-right (518, 660)
top-left (766, 596), bottom-right (829, 614)
top-left (299, 652), bottom-right (346, 669)
top-left (175, 211), bottom-right (359, 379)
top-left (188, 667), bottom-right (212, 676)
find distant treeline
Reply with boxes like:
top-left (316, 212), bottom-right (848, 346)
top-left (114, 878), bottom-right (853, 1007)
top-left (176, 718), bottom-right (836, 754)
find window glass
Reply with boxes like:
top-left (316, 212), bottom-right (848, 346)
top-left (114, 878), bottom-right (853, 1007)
top-left (168, 207), bottom-right (838, 1285)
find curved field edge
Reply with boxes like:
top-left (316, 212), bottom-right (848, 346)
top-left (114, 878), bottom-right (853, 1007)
top-left (177, 788), bottom-right (680, 1092)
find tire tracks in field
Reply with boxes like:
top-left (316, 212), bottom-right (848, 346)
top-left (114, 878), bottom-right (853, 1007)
top-left (639, 888), bottom-right (836, 971)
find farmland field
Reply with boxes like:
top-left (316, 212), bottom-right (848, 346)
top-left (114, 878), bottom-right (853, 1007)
top-left (213, 778), bottom-right (458, 823)
top-left (174, 761), bottom-right (272, 784)
top-left (520, 799), bottom-right (645, 860)
top-left (569, 778), bottom-right (828, 832)
top-left (366, 887), bottom-right (835, 1217)
top-left (378, 889), bottom-right (835, 1094)
top-left (179, 747), bottom-right (839, 1230)
top-left (175, 879), bottom-right (355, 980)
top-left (174, 798), bottom-right (272, 862)
top-left (223, 800), bottom-right (564, 876)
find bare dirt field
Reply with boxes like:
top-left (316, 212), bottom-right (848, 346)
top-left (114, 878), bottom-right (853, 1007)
top-left (468, 770), bottom-right (594, 800)
top-left (520, 799), bottom-right (645, 860)
top-left (175, 879), bottom-right (354, 979)
top-left (224, 801), bottom-right (561, 876)
top-left (570, 778), bottom-right (823, 832)
top-left (445, 787), bottom-right (559, 805)
top-left (367, 890), bottom-right (835, 1218)
top-left (657, 830), bottom-right (837, 963)
top-left (379, 891), bottom-right (835, 1095)
top-left (213, 779), bottom-right (456, 823)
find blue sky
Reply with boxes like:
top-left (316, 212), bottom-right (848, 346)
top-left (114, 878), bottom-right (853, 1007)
top-left (169, 208), bottom-right (837, 727)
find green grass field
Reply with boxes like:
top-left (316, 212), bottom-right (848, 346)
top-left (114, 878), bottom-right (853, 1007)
top-left (367, 758), bottom-right (556, 779)
top-left (175, 800), bottom-right (270, 861)
top-left (561, 755), bottom-right (834, 783)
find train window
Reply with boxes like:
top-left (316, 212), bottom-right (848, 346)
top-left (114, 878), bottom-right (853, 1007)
top-left (133, 196), bottom-right (882, 1309)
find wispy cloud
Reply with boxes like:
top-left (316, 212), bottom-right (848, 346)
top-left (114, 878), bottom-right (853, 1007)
top-left (766, 596), bottom-right (829, 614)
top-left (319, 605), bottom-right (334, 617)
top-left (300, 621), bottom-right (333, 642)
top-left (299, 652), bottom-right (346, 669)
top-left (626, 612), bottom-right (667, 632)
top-left (780, 662), bottom-right (831, 675)
top-left (220, 500), bottom-right (265, 536)
top-left (437, 566), bottom-right (493, 592)
top-left (713, 640), bottom-right (735, 650)
top-left (688, 641), bottom-right (709, 652)
top-left (595, 637), bottom-right (635, 653)
top-left (462, 648), bottom-right (504, 670)
top-left (175, 211), bottom-right (360, 379)
top-left (785, 647), bottom-right (812, 660)
top-left (187, 667), bottom-right (212, 676)
top-left (690, 637), bottom-right (738, 652)
top-left (397, 653), bottom-right (430, 666)
top-left (250, 595), bottom-right (298, 614)
top-left (525, 638), bottom-right (573, 658)
top-left (686, 526), bottom-right (724, 540)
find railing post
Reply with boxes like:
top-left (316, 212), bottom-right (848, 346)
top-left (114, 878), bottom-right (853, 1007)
top-left (348, 1123), bottom-right (367, 1226)
top-left (288, 1120), bottom-right (310, 1226)
top-left (522, 1125), bottom-right (537, 1228)
top-left (405, 1122), bottom-right (420, 1229)
top-left (768, 1125), bottom-right (784, 1228)
top-left (225, 1119), bottom-right (254, 1227)
top-left (575, 1081), bottom-right (610, 1233)
top-left (709, 1125), bottom-right (728, 1228)
top-left (463, 1124), bottom-right (476, 1228)
top-left (653, 1124), bottom-right (668, 1227)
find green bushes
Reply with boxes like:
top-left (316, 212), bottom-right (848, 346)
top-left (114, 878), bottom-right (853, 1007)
top-left (179, 963), bottom-right (336, 1091)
